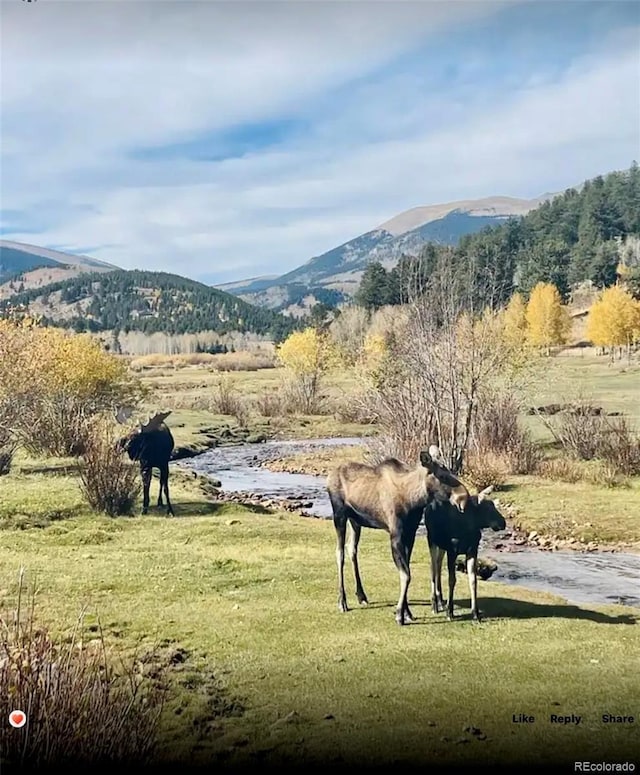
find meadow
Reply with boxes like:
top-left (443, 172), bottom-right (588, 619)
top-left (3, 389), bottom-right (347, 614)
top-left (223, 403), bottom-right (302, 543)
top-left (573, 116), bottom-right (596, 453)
top-left (1, 346), bottom-right (639, 770)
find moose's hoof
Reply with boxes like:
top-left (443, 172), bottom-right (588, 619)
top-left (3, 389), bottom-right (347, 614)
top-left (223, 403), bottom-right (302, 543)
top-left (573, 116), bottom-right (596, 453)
top-left (472, 612), bottom-right (482, 624)
top-left (338, 602), bottom-right (348, 613)
top-left (357, 596), bottom-right (369, 607)
top-left (446, 612), bottom-right (455, 622)
top-left (405, 609), bottom-right (416, 623)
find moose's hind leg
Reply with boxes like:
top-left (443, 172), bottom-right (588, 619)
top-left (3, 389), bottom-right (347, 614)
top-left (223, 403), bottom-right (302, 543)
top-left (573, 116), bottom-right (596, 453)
top-left (329, 492), bottom-right (349, 613)
top-left (446, 551), bottom-right (457, 621)
top-left (390, 532), bottom-right (413, 625)
top-left (160, 464), bottom-right (174, 516)
top-left (348, 518), bottom-right (368, 606)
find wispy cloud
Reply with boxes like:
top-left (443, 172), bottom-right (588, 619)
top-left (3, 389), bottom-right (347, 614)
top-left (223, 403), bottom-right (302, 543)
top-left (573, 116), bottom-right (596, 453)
top-left (1, 0), bottom-right (639, 283)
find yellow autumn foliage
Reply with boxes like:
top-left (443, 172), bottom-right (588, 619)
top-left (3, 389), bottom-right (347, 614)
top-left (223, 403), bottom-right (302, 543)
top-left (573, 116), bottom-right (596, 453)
top-left (0, 318), bottom-right (139, 456)
top-left (356, 332), bottom-right (393, 389)
top-left (362, 332), bottom-right (387, 367)
top-left (586, 285), bottom-right (640, 348)
top-left (502, 292), bottom-right (528, 346)
top-left (276, 328), bottom-right (338, 376)
top-left (525, 282), bottom-right (571, 352)
top-left (276, 328), bottom-right (338, 413)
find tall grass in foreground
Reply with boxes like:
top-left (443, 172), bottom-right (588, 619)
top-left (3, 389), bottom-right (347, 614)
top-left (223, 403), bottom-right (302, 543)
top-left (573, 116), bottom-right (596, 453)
top-left (0, 570), bottom-right (166, 769)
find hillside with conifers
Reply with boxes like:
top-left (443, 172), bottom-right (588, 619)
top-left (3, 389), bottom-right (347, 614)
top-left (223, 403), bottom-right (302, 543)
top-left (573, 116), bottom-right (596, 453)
top-left (354, 164), bottom-right (640, 310)
top-left (1, 270), bottom-right (295, 340)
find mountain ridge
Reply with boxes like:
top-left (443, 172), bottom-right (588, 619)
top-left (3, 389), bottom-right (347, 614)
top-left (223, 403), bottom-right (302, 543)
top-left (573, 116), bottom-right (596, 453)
top-left (216, 192), bottom-right (556, 310)
top-left (1, 268), bottom-right (294, 340)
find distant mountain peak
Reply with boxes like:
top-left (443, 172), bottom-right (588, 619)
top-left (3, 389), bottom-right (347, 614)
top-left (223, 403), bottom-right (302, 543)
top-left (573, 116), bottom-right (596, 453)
top-left (376, 194), bottom-right (551, 237)
top-left (217, 190), bottom-right (560, 314)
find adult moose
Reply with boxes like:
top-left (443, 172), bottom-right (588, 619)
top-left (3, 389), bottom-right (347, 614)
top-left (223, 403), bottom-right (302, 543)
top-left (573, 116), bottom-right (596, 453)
top-left (116, 409), bottom-right (175, 516)
top-left (326, 449), bottom-right (470, 625)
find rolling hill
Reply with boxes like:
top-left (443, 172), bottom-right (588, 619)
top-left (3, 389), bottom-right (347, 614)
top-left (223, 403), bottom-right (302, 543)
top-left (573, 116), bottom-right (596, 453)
top-left (0, 240), bottom-right (118, 299)
top-left (2, 269), bottom-right (294, 340)
top-left (217, 194), bottom-right (553, 310)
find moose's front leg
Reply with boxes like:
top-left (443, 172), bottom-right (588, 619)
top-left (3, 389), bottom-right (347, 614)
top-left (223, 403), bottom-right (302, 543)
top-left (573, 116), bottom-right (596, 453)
top-left (446, 550), bottom-right (457, 621)
top-left (141, 466), bottom-right (152, 515)
top-left (334, 518), bottom-right (348, 613)
top-left (467, 553), bottom-right (481, 622)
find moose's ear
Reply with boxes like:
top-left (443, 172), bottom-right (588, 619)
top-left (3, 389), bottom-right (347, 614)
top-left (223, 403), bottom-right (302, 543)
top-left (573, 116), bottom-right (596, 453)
top-left (477, 485), bottom-right (494, 503)
top-left (419, 449), bottom-right (433, 470)
top-left (428, 445), bottom-right (446, 466)
top-left (451, 490), bottom-right (469, 512)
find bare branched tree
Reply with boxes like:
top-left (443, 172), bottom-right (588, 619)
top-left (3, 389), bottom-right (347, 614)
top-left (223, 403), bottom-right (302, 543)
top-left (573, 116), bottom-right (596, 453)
top-left (361, 253), bottom-right (525, 473)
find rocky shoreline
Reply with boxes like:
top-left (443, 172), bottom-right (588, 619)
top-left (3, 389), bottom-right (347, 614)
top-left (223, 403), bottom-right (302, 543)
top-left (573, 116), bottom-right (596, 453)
top-left (252, 457), bottom-right (635, 557)
top-left (174, 435), bottom-right (639, 558)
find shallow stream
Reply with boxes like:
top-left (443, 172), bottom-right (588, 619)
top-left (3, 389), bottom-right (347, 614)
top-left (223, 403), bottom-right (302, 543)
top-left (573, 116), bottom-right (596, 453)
top-left (178, 437), bottom-right (640, 610)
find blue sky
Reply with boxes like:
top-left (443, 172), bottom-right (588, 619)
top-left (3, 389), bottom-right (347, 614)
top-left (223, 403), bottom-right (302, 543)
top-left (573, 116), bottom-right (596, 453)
top-left (1, 0), bottom-right (639, 285)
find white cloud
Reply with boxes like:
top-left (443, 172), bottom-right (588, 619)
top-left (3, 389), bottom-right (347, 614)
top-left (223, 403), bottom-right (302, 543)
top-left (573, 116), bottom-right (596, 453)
top-left (1, 1), bottom-right (639, 283)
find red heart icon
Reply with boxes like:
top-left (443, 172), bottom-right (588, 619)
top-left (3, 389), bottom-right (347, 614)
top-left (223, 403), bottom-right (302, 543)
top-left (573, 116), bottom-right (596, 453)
top-left (9, 710), bottom-right (26, 728)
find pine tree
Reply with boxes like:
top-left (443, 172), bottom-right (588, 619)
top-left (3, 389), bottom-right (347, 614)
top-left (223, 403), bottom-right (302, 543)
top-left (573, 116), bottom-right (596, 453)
top-left (355, 262), bottom-right (393, 310)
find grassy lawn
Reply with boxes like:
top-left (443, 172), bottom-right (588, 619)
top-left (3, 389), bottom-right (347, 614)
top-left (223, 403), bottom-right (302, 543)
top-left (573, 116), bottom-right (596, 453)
top-left (502, 476), bottom-right (640, 546)
top-left (524, 351), bottom-right (640, 442)
top-left (0, 463), bottom-right (638, 769)
top-left (136, 365), bottom-right (374, 451)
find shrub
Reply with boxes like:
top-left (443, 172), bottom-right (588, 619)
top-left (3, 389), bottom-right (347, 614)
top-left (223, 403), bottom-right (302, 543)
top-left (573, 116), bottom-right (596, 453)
top-left (544, 402), bottom-right (608, 460)
top-left (276, 328), bottom-right (337, 414)
top-left (0, 571), bottom-right (166, 769)
top-left (0, 444), bottom-right (16, 476)
top-left (210, 351), bottom-right (275, 371)
top-left (0, 406), bottom-right (17, 475)
top-left (463, 449), bottom-right (509, 491)
top-left (472, 392), bottom-right (541, 475)
top-left (537, 457), bottom-right (585, 484)
top-left (0, 319), bottom-right (142, 457)
top-left (598, 416), bottom-right (640, 476)
top-left (78, 418), bottom-right (141, 516)
top-left (537, 456), bottom-right (627, 487)
top-left (280, 377), bottom-right (328, 415)
top-left (254, 389), bottom-right (284, 418)
top-left (331, 391), bottom-right (378, 425)
top-left (209, 374), bottom-right (246, 417)
top-left (542, 402), bottom-right (640, 474)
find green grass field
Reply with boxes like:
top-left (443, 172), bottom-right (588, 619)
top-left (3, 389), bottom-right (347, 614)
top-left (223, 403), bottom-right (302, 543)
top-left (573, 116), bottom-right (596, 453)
top-left (0, 460), bottom-right (638, 769)
top-left (1, 349), bottom-right (638, 769)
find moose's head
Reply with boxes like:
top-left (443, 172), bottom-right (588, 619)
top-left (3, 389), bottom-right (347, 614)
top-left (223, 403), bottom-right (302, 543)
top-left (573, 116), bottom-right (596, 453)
top-left (115, 409), bottom-right (172, 462)
top-left (467, 486), bottom-right (506, 531)
top-left (419, 445), bottom-right (470, 512)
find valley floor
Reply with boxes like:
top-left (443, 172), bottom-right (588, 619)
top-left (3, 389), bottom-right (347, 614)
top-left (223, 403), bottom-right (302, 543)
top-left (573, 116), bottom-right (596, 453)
top-left (0, 460), bottom-right (638, 771)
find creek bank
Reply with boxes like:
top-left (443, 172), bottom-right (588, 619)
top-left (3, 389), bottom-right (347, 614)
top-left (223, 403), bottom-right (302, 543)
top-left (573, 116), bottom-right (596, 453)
top-left (256, 454), bottom-right (637, 557)
top-left (171, 425), bottom-right (270, 461)
top-left (176, 437), bottom-right (640, 608)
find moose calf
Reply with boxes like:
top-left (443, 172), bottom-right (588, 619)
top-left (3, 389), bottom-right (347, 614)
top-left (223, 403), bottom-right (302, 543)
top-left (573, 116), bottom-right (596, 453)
top-left (425, 486), bottom-right (506, 622)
